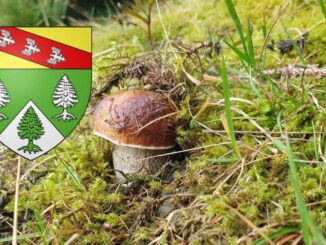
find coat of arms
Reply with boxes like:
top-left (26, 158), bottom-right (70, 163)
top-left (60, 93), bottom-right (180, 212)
top-left (0, 27), bottom-right (92, 160)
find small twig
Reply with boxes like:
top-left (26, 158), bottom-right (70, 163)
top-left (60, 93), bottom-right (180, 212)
top-left (292, 234), bottom-right (303, 245)
top-left (12, 156), bottom-right (21, 245)
top-left (21, 155), bottom-right (55, 180)
top-left (130, 111), bottom-right (178, 134)
top-left (274, 233), bottom-right (299, 244)
top-left (155, 0), bottom-right (178, 59)
top-left (64, 233), bottom-right (80, 245)
top-left (137, 142), bottom-right (231, 161)
top-left (41, 203), bottom-right (56, 217)
top-left (225, 203), bottom-right (275, 245)
top-left (0, 214), bottom-right (37, 245)
top-left (94, 72), bottom-right (125, 97)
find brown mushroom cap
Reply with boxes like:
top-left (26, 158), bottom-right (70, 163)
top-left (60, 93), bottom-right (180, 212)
top-left (93, 90), bottom-right (177, 149)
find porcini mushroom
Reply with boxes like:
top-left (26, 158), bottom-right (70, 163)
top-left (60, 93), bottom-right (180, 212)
top-left (93, 90), bottom-right (176, 179)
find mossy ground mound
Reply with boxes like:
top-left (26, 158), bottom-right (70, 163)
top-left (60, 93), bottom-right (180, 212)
top-left (1, 0), bottom-right (326, 244)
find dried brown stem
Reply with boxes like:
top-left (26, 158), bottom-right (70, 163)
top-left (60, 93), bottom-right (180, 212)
top-left (263, 66), bottom-right (326, 79)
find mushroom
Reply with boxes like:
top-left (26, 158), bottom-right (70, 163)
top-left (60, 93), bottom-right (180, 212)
top-left (93, 90), bottom-right (177, 179)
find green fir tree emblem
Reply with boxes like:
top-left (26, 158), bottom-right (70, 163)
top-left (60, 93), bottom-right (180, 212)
top-left (17, 106), bottom-right (45, 153)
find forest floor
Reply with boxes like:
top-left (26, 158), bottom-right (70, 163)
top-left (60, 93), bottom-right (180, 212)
top-left (0, 0), bottom-right (326, 244)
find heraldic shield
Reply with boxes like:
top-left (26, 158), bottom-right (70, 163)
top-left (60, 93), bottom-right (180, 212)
top-left (0, 27), bottom-right (92, 160)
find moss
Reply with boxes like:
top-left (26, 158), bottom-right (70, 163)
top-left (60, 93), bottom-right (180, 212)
top-left (149, 180), bottom-right (161, 190)
top-left (1, 0), bottom-right (326, 244)
top-left (222, 213), bottom-right (248, 237)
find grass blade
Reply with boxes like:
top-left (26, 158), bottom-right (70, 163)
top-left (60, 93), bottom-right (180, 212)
top-left (274, 113), bottom-right (326, 244)
top-left (220, 52), bottom-right (241, 158)
top-left (254, 227), bottom-right (301, 245)
top-left (61, 159), bottom-right (85, 192)
top-left (257, 14), bottom-right (280, 72)
top-left (55, 150), bottom-right (86, 192)
top-left (0, 233), bottom-right (40, 243)
top-left (224, 0), bottom-right (248, 59)
top-left (224, 39), bottom-right (249, 64)
top-left (262, 14), bottom-right (267, 39)
top-left (318, 0), bottom-right (326, 20)
top-left (285, 136), bottom-right (325, 243)
top-left (245, 19), bottom-right (262, 97)
top-left (246, 19), bottom-right (255, 69)
top-left (32, 208), bottom-right (47, 245)
top-left (224, 32), bottom-right (251, 72)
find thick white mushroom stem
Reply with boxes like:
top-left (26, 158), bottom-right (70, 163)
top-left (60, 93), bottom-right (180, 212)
top-left (112, 145), bottom-right (170, 179)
